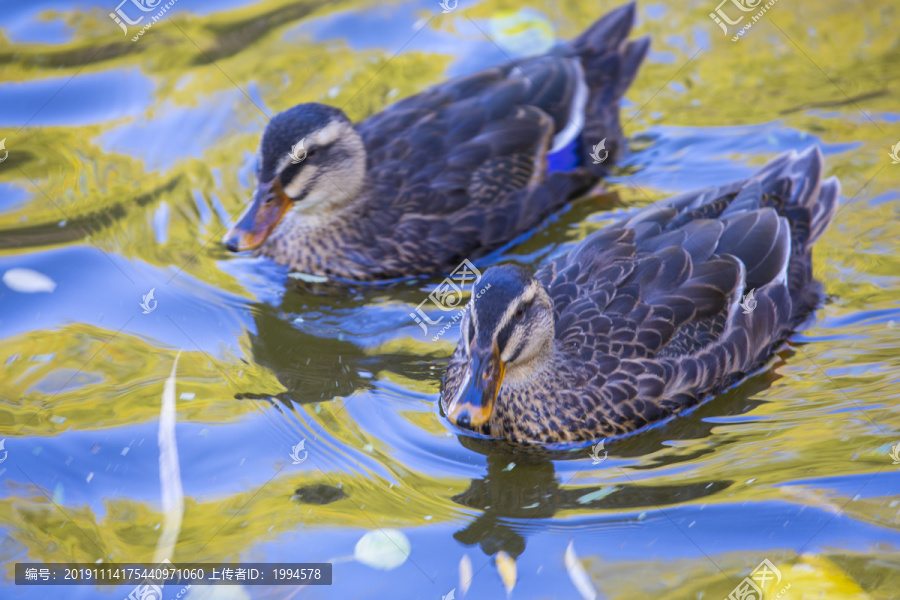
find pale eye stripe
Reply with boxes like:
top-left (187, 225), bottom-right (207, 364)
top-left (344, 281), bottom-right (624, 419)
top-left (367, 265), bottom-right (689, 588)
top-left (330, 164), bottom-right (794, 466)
top-left (283, 167), bottom-right (316, 198)
top-left (505, 334), bottom-right (526, 363)
top-left (495, 282), bottom-right (539, 335)
top-left (462, 309), bottom-right (474, 354)
top-left (313, 120), bottom-right (346, 146)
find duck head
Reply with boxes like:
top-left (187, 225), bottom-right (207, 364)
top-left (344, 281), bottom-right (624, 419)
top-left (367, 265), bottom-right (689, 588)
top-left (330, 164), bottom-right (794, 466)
top-left (445, 264), bottom-right (555, 429)
top-left (223, 103), bottom-right (366, 252)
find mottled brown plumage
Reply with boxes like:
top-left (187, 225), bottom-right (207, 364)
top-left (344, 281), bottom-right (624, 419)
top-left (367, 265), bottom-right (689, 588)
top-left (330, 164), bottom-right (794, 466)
top-left (224, 4), bottom-right (648, 281)
top-left (441, 147), bottom-right (839, 444)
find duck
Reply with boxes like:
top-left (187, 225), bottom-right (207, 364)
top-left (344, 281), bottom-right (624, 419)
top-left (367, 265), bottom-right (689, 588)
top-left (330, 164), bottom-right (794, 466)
top-left (223, 3), bottom-right (648, 281)
top-left (440, 147), bottom-right (839, 444)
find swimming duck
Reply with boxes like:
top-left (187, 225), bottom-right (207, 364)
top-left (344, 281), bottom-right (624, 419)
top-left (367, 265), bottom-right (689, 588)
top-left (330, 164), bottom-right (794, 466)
top-left (441, 147), bottom-right (839, 444)
top-left (223, 4), bottom-right (648, 281)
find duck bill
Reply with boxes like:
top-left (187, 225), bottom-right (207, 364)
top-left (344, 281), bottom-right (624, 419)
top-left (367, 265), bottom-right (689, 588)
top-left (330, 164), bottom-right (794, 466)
top-left (223, 179), bottom-right (291, 252)
top-left (447, 343), bottom-right (505, 428)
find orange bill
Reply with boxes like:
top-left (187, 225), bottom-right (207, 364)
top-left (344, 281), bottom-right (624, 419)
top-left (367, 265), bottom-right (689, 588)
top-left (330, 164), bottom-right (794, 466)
top-left (223, 178), bottom-right (291, 252)
top-left (446, 342), bottom-right (506, 428)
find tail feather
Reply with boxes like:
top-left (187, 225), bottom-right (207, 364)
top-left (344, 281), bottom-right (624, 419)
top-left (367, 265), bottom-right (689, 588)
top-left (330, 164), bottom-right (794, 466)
top-left (573, 1), bottom-right (648, 96)
top-left (569, 2), bottom-right (648, 174)
top-left (736, 147), bottom-right (836, 318)
top-left (762, 146), bottom-right (835, 249)
top-left (809, 176), bottom-right (839, 244)
top-left (649, 149), bottom-right (836, 319)
top-left (750, 146), bottom-right (824, 210)
top-left (616, 36), bottom-right (650, 99)
top-left (572, 2), bottom-right (637, 54)
top-left (784, 145), bottom-right (823, 211)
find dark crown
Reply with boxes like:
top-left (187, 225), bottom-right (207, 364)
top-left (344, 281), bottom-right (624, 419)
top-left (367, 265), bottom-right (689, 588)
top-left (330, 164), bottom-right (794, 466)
top-left (259, 103), bottom-right (348, 181)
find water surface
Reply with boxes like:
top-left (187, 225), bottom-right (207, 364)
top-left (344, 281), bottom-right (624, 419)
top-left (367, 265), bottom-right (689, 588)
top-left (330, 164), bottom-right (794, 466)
top-left (1, 0), bottom-right (900, 598)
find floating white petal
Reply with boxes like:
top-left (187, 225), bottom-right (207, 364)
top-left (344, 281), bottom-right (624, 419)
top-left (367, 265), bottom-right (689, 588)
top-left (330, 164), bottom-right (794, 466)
top-left (565, 541), bottom-right (597, 600)
top-left (354, 529), bottom-right (410, 570)
top-left (2, 268), bottom-right (56, 293)
top-left (459, 554), bottom-right (472, 596)
top-left (154, 353), bottom-right (184, 564)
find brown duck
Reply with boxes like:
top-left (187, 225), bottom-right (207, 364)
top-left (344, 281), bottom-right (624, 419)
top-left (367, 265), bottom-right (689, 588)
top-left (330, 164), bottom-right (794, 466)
top-left (441, 147), bottom-right (839, 444)
top-left (223, 4), bottom-right (648, 281)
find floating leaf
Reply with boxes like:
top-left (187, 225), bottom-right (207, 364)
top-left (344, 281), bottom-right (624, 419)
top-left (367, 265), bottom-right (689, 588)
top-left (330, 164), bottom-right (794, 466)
top-left (155, 353), bottom-right (183, 564)
top-left (354, 529), bottom-right (410, 570)
top-left (2, 268), bottom-right (56, 293)
top-left (495, 551), bottom-right (516, 596)
top-left (52, 483), bottom-right (64, 505)
top-left (288, 272), bottom-right (329, 283)
top-left (459, 554), bottom-right (472, 596)
top-left (576, 486), bottom-right (618, 505)
top-left (565, 541), bottom-right (597, 600)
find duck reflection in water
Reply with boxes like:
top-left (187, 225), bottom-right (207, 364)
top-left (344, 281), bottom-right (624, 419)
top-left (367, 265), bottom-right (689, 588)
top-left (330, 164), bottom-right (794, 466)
top-left (448, 360), bottom-right (788, 557)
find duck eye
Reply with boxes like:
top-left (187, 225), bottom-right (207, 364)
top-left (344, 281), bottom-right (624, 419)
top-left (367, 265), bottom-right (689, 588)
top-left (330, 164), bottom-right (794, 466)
top-left (307, 148), bottom-right (317, 157)
top-left (515, 307), bottom-right (525, 319)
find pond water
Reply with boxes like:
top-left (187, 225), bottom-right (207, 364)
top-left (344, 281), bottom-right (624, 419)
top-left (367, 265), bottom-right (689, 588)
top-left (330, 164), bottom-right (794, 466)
top-left (1, 0), bottom-right (899, 599)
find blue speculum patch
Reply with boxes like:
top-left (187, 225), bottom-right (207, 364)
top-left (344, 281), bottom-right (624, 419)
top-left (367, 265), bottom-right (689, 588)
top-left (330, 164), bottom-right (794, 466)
top-left (545, 136), bottom-right (583, 174)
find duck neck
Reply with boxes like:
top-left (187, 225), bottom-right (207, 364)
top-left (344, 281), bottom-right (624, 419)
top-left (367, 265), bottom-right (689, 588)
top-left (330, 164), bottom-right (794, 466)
top-left (501, 339), bottom-right (558, 389)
